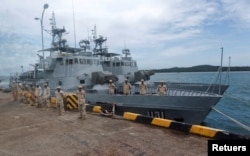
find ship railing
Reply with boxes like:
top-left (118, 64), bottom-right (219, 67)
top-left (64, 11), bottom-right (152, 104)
top-left (166, 88), bottom-right (209, 96)
top-left (85, 86), bottom-right (221, 97)
top-left (134, 86), bottom-right (220, 97)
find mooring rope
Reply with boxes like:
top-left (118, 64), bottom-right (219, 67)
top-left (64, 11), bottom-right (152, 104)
top-left (212, 107), bottom-right (250, 132)
top-left (224, 92), bottom-right (250, 106)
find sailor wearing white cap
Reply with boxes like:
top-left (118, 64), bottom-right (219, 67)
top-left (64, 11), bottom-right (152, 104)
top-left (35, 83), bottom-right (42, 107)
top-left (28, 83), bottom-right (35, 106)
top-left (55, 86), bottom-right (65, 115)
top-left (76, 85), bottom-right (86, 119)
top-left (23, 83), bottom-right (29, 104)
top-left (139, 79), bottom-right (147, 95)
top-left (11, 81), bottom-right (18, 101)
top-left (18, 83), bottom-right (23, 103)
top-left (43, 83), bottom-right (51, 110)
top-left (123, 79), bottom-right (131, 95)
top-left (157, 80), bottom-right (167, 96)
top-left (108, 79), bottom-right (116, 95)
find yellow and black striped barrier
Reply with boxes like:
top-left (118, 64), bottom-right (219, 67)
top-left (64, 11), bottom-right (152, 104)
top-left (43, 101), bottom-right (250, 140)
top-left (50, 94), bottom-right (102, 111)
top-left (50, 93), bottom-right (78, 110)
top-left (64, 93), bottom-right (78, 110)
top-left (123, 112), bottom-right (250, 140)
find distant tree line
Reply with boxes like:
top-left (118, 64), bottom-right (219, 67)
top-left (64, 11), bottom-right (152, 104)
top-left (152, 65), bottom-right (250, 73)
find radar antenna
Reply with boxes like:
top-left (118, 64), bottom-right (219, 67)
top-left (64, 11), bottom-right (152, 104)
top-left (91, 25), bottom-right (108, 54)
top-left (44, 12), bottom-right (69, 49)
top-left (79, 39), bottom-right (90, 52)
top-left (122, 48), bottom-right (130, 57)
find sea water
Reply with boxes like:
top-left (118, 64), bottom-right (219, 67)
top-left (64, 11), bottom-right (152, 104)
top-left (149, 71), bottom-right (250, 136)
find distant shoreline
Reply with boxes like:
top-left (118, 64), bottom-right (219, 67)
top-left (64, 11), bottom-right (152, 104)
top-left (1, 65), bottom-right (250, 77)
top-left (150, 65), bottom-right (250, 73)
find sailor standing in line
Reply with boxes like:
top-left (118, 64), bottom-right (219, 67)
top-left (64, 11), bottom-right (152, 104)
top-left (43, 83), bottom-right (51, 110)
top-left (55, 86), bottom-right (65, 115)
top-left (11, 82), bottom-right (18, 101)
top-left (157, 80), bottom-right (167, 96)
top-left (21, 83), bottom-right (25, 103)
top-left (29, 84), bottom-right (36, 106)
top-left (23, 83), bottom-right (29, 104)
top-left (139, 79), bottom-right (147, 95)
top-left (108, 80), bottom-right (116, 95)
top-left (76, 85), bottom-right (86, 119)
top-left (17, 83), bottom-right (23, 103)
top-left (123, 79), bottom-right (132, 95)
top-left (27, 84), bottom-right (32, 105)
top-left (35, 84), bottom-right (42, 107)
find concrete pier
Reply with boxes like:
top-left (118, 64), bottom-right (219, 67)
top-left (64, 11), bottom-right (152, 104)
top-left (0, 92), bottom-right (209, 156)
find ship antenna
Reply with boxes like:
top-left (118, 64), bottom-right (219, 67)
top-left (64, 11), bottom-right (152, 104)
top-left (219, 47), bottom-right (223, 94)
top-left (92, 25), bottom-right (97, 40)
top-left (228, 56), bottom-right (231, 84)
top-left (72, 0), bottom-right (77, 48)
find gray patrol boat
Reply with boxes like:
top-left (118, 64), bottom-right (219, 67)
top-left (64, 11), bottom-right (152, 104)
top-left (13, 12), bottom-right (226, 125)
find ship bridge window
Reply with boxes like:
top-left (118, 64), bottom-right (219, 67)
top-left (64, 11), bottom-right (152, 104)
top-left (69, 59), bottom-right (73, 65)
top-left (65, 59), bottom-right (68, 65)
top-left (121, 62), bottom-right (124, 66)
top-left (116, 62), bottom-right (120, 66)
top-left (79, 80), bottom-right (85, 84)
top-left (131, 62), bottom-right (137, 67)
top-left (58, 80), bottom-right (62, 86)
top-left (87, 59), bottom-right (92, 65)
top-left (93, 60), bottom-right (99, 65)
top-left (113, 62), bottom-right (115, 66)
top-left (124, 62), bottom-right (131, 66)
top-left (104, 61), bottom-right (110, 67)
top-left (57, 58), bottom-right (63, 65)
top-left (79, 59), bottom-right (86, 64)
top-left (74, 58), bottom-right (78, 64)
top-left (93, 60), bottom-right (97, 64)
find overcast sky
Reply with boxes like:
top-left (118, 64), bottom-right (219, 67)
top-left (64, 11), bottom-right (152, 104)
top-left (1, 0), bottom-right (250, 76)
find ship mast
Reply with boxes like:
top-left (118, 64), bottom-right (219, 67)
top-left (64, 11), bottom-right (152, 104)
top-left (92, 26), bottom-right (108, 55)
top-left (122, 48), bottom-right (130, 58)
top-left (219, 47), bottom-right (223, 95)
top-left (45, 12), bottom-right (68, 50)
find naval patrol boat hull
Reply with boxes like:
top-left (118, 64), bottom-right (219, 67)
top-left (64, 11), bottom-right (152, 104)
top-left (85, 89), bottom-right (222, 125)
